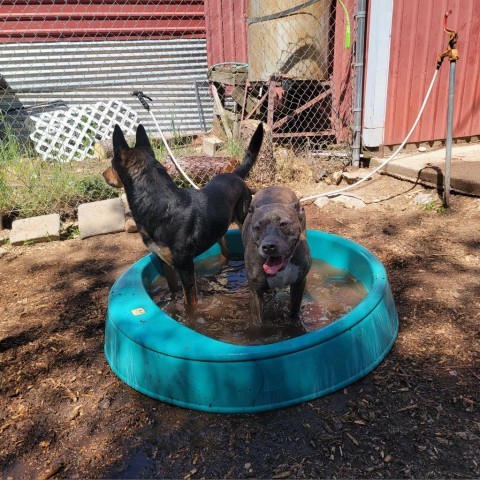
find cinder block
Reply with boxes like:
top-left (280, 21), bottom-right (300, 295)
top-left (10, 213), bottom-right (61, 246)
top-left (202, 136), bottom-right (224, 156)
top-left (78, 197), bottom-right (125, 239)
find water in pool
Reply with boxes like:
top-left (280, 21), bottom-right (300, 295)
top-left (148, 256), bottom-right (367, 345)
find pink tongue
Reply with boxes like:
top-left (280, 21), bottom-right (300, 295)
top-left (263, 256), bottom-right (284, 275)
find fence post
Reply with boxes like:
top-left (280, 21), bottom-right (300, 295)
top-left (352, 0), bottom-right (367, 167)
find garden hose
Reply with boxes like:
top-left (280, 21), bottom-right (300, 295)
top-left (132, 91), bottom-right (200, 190)
top-left (300, 68), bottom-right (440, 202)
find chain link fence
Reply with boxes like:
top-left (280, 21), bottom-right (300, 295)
top-left (0, 0), bottom-right (356, 188)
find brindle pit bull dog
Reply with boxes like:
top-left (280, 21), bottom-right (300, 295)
top-left (242, 186), bottom-right (312, 325)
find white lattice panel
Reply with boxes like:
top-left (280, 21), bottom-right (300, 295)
top-left (29, 100), bottom-right (138, 162)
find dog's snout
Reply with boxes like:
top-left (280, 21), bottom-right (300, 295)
top-left (261, 241), bottom-right (278, 255)
top-left (103, 166), bottom-right (123, 188)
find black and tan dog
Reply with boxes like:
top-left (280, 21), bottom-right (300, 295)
top-left (242, 186), bottom-right (312, 325)
top-left (104, 123), bottom-right (264, 311)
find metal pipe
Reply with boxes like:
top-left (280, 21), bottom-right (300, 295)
top-left (193, 80), bottom-right (207, 133)
top-left (443, 60), bottom-right (456, 208)
top-left (352, 0), bottom-right (367, 167)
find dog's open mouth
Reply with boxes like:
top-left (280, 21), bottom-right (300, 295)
top-left (263, 256), bottom-right (288, 276)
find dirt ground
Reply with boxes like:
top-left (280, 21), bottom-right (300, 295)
top-left (0, 174), bottom-right (479, 479)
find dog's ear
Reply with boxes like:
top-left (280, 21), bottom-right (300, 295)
top-left (248, 205), bottom-right (255, 214)
top-left (135, 124), bottom-right (155, 156)
top-left (297, 202), bottom-right (307, 230)
top-left (113, 124), bottom-right (129, 152)
top-left (291, 201), bottom-right (306, 224)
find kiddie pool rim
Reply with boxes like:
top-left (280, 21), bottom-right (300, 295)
top-left (104, 229), bottom-right (399, 412)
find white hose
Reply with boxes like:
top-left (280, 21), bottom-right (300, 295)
top-left (148, 67), bottom-right (439, 197)
top-left (149, 110), bottom-right (200, 190)
top-left (300, 68), bottom-right (440, 203)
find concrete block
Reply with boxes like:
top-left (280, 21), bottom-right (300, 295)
top-left (202, 136), bottom-right (224, 156)
top-left (371, 143), bottom-right (480, 196)
top-left (10, 213), bottom-right (61, 246)
top-left (78, 197), bottom-right (125, 239)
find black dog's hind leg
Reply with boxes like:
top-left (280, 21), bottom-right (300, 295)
top-left (161, 260), bottom-right (180, 295)
top-left (218, 236), bottom-right (229, 264)
top-left (138, 227), bottom-right (180, 295)
top-left (290, 277), bottom-right (306, 322)
top-left (177, 262), bottom-right (197, 313)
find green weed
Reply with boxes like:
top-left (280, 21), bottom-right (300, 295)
top-left (62, 224), bottom-right (80, 240)
top-left (424, 201), bottom-right (446, 213)
top-left (0, 117), bottom-right (118, 219)
top-left (226, 138), bottom-right (244, 158)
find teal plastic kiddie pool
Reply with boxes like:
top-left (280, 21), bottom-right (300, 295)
top-left (104, 229), bottom-right (398, 413)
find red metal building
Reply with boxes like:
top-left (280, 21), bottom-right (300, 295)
top-left (204, 0), bottom-right (248, 66)
top-left (0, 0), bottom-right (206, 43)
top-left (384, 0), bottom-right (480, 146)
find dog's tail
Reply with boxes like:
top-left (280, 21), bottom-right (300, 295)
top-left (234, 123), bottom-right (264, 179)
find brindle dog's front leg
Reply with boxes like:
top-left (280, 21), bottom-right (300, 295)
top-left (177, 262), bottom-right (197, 313)
top-left (249, 288), bottom-right (265, 327)
top-left (290, 277), bottom-right (306, 321)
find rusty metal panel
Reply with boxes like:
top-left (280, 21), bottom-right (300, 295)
top-left (384, 0), bottom-right (480, 146)
top-left (204, 0), bottom-right (248, 66)
top-left (0, 0), bottom-right (206, 43)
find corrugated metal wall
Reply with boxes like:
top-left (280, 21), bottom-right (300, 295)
top-left (204, 0), bottom-right (248, 66)
top-left (0, 0), bottom-right (205, 43)
top-left (384, 0), bottom-right (480, 146)
top-left (0, 39), bottom-right (213, 134)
